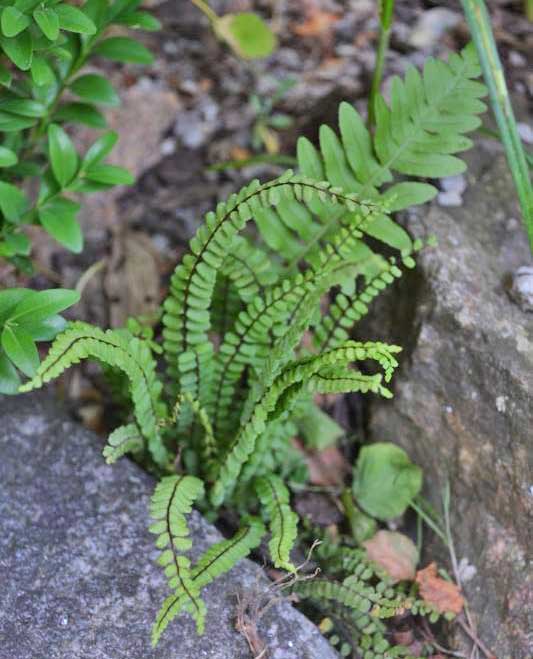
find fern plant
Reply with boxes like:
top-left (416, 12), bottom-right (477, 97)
top-left (19, 44), bottom-right (486, 648)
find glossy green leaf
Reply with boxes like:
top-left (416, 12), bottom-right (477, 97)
top-left (70, 73), bottom-right (119, 106)
top-left (85, 163), bottom-right (134, 185)
top-left (0, 146), bottom-right (17, 167)
top-left (30, 55), bottom-right (55, 86)
top-left (9, 288), bottom-right (80, 324)
top-left (22, 314), bottom-right (67, 341)
top-left (0, 110), bottom-right (35, 131)
top-left (216, 12), bottom-right (276, 60)
top-left (0, 30), bottom-right (33, 70)
top-left (93, 36), bottom-right (154, 64)
top-left (48, 123), bottom-right (78, 187)
top-left (1, 6), bottom-right (30, 37)
top-left (1, 98), bottom-right (46, 117)
top-left (0, 181), bottom-right (28, 222)
top-left (82, 131), bottom-right (118, 168)
top-left (352, 443), bottom-right (423, 521)
top-left (0, 349), bottom-right (20, 394)
top-left (38, 196), bottom-right (82, 252)
top-left (33, 6), bottom-right (59, 40)
top-left (54, 101), bottom-right (106, 128)
top-left (5, 231), bottom-right (30, 255)
top-left (119, 10), bottom-right (161, 31)
top-left (1, 325), bottom-right (39, 377)
top-left (0, 288), bottom-right (32, 324)
top-left (54, 4), bottom-right (96, 34)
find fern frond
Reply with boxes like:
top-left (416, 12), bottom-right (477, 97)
top-left (152, 516), bottom-right (264, 645)
top-left (294, 576), bottom-right (407, 617)
top-left (102, 423), bottom-right (144, 464)
top-left (149, 475), bottom-right (205, 641)
top-left (255, 475), bottom-right (298, 572)
top-left (162, 172), bottom-right (379, 411)
top-left (211, 340), bottom-right (401, 506)
top-left (19, 321), bottom-right (169, 467)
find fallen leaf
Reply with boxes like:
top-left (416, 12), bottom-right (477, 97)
top-left (415, 562), bottom-right (464, 615)
top-left (363, 530), bottom-right (418, 583)
top-left (295, 438), bottom-right (350, 486)
top-left (292, 10), bottom-right (339, 37)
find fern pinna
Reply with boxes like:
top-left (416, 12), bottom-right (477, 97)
top-left (20, 44), bottom-right (486, 646)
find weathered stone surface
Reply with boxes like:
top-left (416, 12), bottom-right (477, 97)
top-left (366, 144), bottom-right (533, 659)
top-left (0, 393), bottom-right (337, 659)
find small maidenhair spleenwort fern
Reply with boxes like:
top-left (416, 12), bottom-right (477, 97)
top-left (20, 44), bottom-right (486, 648)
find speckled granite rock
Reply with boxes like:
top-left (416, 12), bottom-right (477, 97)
top-left (0, 393), bottom-right (337, 659)
top-left (366, 144), bottom-right (533, 659)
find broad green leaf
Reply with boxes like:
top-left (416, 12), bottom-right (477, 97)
top-left (1, 98), bottom-right (46, 117)
top-left (82, 131), bottom-right (118, 168)
top-left (5, 231), bottom-right (30, 255)
top-left (9, 288), bottom-right (80, 324)
top-left (119, 10), bottom-right (161, 31)
top-left (381, 182), bottom-right (437, 211)
top-left (1, 325), bottom-right (39, 377)
top-left (352, 442), bottom-right (422, 521)
top-left (0, 110), bottom-right (35, 131)
top-left (22, 314), bottom-right (67, 341)
top-left (54, 4), bottom-right (96, 34)
top-left (0, 349), bottom-right (20, 394)
top-left (0, 182), bottom-right (28, 222)
top-left (33, 7), bottom-right (59, 40)
top-left (54, 101), bottom-right (106, 128)
top-left (70, 73), bottom-right (119, 106)
top-left (216, 12), bottom-right (276, 60)
top-left (38, 196), bottom-right (82, 252)
top-left (1, 6), bottom-right (30, 37)
top-left (31, 55), bottom-right (55, 86)
top-left (93, 36), bottom-right (154, 64)
top-left (85, 163), bottom-right (134, 185)
top-left (0, 146), bottom-right (17, 167)
top-left (13, 0), bottom-right (41, 11)
top-left (48, 123), bottom-right (78, 187)
top-left (0, 288), bottom-right (33, 324)
top-left (0, 30), bottom-right (33, 70)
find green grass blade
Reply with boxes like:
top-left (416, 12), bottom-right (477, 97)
top-left (461, 0), bottom-right (533, 253)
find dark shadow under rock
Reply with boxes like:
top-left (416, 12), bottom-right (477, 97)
top-left (0, 393), bottom-right (338, 659)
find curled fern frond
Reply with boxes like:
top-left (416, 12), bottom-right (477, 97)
top-left (152, 516), bottom-right (264, 645)
top-left (211, 340), bottom-right (401, 506)
top-left (102, 423), bottom-right (144, 464)
top-left (149, 475), bottom-right (205, 641)
top-left (255, 474), bottom-right (298, 572)
top-left (19, 321), bottom-right (169, 467)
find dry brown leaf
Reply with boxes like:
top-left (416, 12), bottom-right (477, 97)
top-left (292, 10), bottom-right (339, 37)
top-left (363, 530), bottom-right (418, 583)
top-left (415, 562), bottom-right (464, 615)
top-left (295, 439), bottom-right (350, 486)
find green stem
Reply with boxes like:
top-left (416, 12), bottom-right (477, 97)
top-left (190, 0), bottom-right (219, 25)
top-left (368, 0), bottom-right (395, 129)
top-left (526, 0), bottom-right (533, 21)
top-left (461, 0), bottom-right (533, 253)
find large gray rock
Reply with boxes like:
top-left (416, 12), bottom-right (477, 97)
top-left (0, 393), bottom-right (337, 659)
top-left (366, 145), bottom-right (533, 659)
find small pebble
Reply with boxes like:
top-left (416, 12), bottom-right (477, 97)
top-left (517, 122), bottom-right (533, 145)
top-left (160, 138), bottom-right (176, 156)
top-left (437, 190), bottom-right (463, 207)
top-left (409, 8), bottom-right (461, 49)
top-left (509, 50), bottom-right (526, 67)
top-left (509, 266), bottom-right (533, 312)
top-left (440, 174), bottom-right (467, 194)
